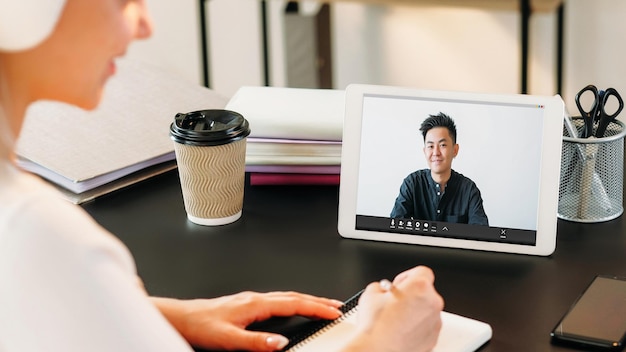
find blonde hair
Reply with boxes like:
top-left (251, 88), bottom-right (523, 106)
top-left (0, 58), bottom-right (14, 163)
top-left (0, 104), bottom-right (15, 179)
top-left (0, 105), bottom-right (11, 158)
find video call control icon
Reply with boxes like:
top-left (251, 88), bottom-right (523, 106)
top-left (390, 219), bottom-right (449, 234)
top-left (391, 218), bottom-right (423, 231)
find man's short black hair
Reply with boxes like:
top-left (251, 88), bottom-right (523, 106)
top-left (419, 112), bottom-right (457, 144)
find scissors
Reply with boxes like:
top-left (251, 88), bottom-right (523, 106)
top-left (575, 85), bottom-right (624, 138)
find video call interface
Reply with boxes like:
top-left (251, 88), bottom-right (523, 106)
top-left (354, 94), bottom-right (547, 246)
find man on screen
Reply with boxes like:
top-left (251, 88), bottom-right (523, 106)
top-left (390, 112), bottom-right (489, 225)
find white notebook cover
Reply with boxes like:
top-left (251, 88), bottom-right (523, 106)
top-left (225, 86), bottom-right (345, 141)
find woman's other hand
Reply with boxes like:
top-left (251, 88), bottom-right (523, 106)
top-left (152, 291), bottom-right (343, 351)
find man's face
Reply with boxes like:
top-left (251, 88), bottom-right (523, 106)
top-left (423, 127), bottom-right (459, 177)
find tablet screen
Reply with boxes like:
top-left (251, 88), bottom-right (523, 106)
top-left (339, 85), bottom-right (564, 256)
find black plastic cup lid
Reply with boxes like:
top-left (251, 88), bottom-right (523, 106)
top-left (169, 109), bottom-right (251, 146)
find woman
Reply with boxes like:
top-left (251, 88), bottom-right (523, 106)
top-left (0, 0), bottom-right (443, 351)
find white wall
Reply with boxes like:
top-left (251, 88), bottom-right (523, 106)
top-left (128, 0), bottom-right (626, 117)
top-left (125, 0), bottom-right (265, 99)
top-left (331, 3), bottom-right (523, 94)
top-left (529, 12), bottom-right (558, 96)
top-left (127, 0), bottom-right (202, 86)
top-left (563, 0), bottom-right (626, 117)
top-left (206, 0), bottom-right (265, 97)
top-left (317, 0), bottom-right (626, 119)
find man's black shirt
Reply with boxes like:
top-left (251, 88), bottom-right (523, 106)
top-left (390, 169), bottom-right (489, 225)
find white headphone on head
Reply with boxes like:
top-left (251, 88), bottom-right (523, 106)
top-left (0, 0), bottom-right (67, 52)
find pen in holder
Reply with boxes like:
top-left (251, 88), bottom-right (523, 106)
top-left (558, 116), bottom-right (625, 223)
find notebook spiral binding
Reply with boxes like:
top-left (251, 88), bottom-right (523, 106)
top-left (283, 290), bottom-right (363, 351)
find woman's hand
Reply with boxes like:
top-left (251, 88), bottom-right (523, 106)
top-left (152, 291), bottom-right (343, 351)
top-left (342, 266), bottom-right (444, 352)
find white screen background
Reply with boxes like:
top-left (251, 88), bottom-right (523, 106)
top-left (355, 95), bottom-right (544, 231)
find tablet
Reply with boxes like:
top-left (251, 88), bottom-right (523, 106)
top-left (338, 84), bottom-right (564, 256)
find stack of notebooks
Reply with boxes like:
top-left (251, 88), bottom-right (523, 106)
top-left (225, 86), bottom-right (344, 186)
top-left (15, 57), bottom-right (228, 204)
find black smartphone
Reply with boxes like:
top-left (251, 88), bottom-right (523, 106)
top-left (551, 275), bottom-right (626, 351)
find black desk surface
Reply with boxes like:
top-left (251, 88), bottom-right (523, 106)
top-left (83, 170), bottom-right (626, 352)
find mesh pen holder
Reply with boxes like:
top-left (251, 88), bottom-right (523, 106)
top-left (558, 117), bottom-right (625, 223)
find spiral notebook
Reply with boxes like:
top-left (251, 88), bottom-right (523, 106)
top-left (282, 290), bottom-right (492, 352)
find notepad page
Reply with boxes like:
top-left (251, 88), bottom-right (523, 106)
top-left (435, 311), bottom-right (493, 352)
top-left (287, 311), bottom-right (492, 352)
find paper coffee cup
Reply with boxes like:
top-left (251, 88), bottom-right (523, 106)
top-left (169, 109), bottom-right (251, 226)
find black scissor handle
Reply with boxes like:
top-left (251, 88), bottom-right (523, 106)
top-left (600, 88), bottom-right (624, 118)
top-left (595, 88), bottom-right (624, 138)
top-left (575, 84), bottom-right (599, 116)
top-left (575, 85), bottom-right (599, 138)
